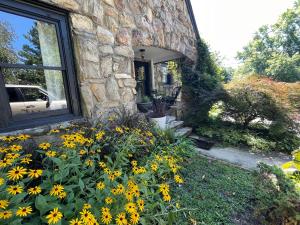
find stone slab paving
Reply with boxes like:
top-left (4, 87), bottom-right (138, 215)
top-left (196, 146), bottom-right (292, 170)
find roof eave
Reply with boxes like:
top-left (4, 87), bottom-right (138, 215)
top-left (185, 0), bottom-right (200, 40)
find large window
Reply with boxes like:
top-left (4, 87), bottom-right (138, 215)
top-left (0, 0), bottom-right (81, 131)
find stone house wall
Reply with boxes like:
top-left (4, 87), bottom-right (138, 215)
top-left (38, 0), bottom-right (197, 120)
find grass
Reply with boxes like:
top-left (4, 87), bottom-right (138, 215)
top-left (174, 154), bottom-right (259, 225)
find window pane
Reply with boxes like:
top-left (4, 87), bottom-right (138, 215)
top-left (0, 10), bottom-right (61, 67)
top-left (3, 68), bottom-right (67, 116)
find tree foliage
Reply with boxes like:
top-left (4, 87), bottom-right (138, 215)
top-left (237, 1), bottom-right (300, 82)
top-left (0, 21), bottom-right (17, 64)
top-left (182, 39), bottom-right (225, 125)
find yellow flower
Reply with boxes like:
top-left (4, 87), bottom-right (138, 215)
top-left (113, 170), bottom-right (122, 177)
top-left (174, 175), bottom-right (184, 184)
top-left (63, 140), bottom-right (76, 148)
top-left (115, 212), bottom-right (127, 225)
top-left (28, 169), bottom-right (43, 179)
top-left (125, 202), bottom-right (137, 214)
top-left (115, 127), bottom-right (124, 134)
top-left (125, 191), bottom-right (133, 201)
top-left (137, 199), bottom-right (144, 212)
top-left (108, 174), bottom-right (115, 181)
top-left (96, 131), bottom-right (105, 140)
top-left (0, 158), bottom-right (13, 168)
top-left (58, 191), bottom-right (67, 199)
top-left (98, 161), bottom-right (106, 168)
top-left (83, 204), bottom-right (92, 210)
top-left (79, 149), bottom-right (87, 155)
top-left (50, 129), bottom-right (60, 134)
top-left (46, 151), bottom-right (57, 157)
top-left (2, 136), bottom-right (15, 142)
top-left (16, 206), bottom-right (32, 217)
top-left (130, 212), bottom-right (140, 225)
top-left (0, 177), bottom-right (5, 186)
top-left (105, 197), bottom-right (113, 205)
top-left (28, 186), bottom-right (42, 195)
top-left (0, 210), bottom-right (13, 219)
top-left (7, 185), bottom-right (23, 195)
top-left (17, 134), bottom-right (30, 141)
top-left (7, 166), bottom-right (27, 181)
top-left (151, 163), bottom-right (158, 172)
top-left (131, 160), bottom-right (138, 167)
top-left (69, 218), bottom-right (83, 225)
top-left (46, 208), bottom-right (63, 224)
top-left (117, 184), bottom-right (125, 194)
top-left (104, 168), bottom-right (111, 174)
top-left (6, 152), bottom-right (20, 160)
top-left (159, 183), bottom-right (170, 195)
top-left (80, 209), bottom-right (92, 222)
top-left (21, 157), bottom-right (32, 164)
top-left (39, 142), bottom-right (51, 150)
top-left (96, 182), bottom-right (105, 190)
top-left (176, 202), bottom-right (181, 209)
top-left (101, 211), bottom-right (112, 225)
top-left (85, 159), bottom-right (94, 167)
top-left (50, 184), bottom-right (64, 196)
top-left (163, 193), bottom-right (171, 202)
top-left (0, 200), bottom-right (9, 209)
top-left (10, 144), bottom-right (22, 151)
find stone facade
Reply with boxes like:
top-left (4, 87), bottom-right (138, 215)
top-left (38, 0), bottom-right (197, 119)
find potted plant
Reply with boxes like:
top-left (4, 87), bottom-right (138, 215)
top-left (137, 96), bottom-right (152, 113)
top-left (149, 97), bottom-right (167, 129)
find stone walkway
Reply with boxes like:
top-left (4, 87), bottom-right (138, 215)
top-left (196, 146), bottom-right (292, 170)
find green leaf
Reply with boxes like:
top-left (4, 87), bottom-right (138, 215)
top-left (79, 179), bottom-right (85, 191)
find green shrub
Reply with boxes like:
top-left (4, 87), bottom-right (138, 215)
top-left (254, 164), bottom-right (300, 224)
top-left (244, 134), bottom-right (276, 152)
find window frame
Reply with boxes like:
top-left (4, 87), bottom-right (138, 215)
top-left (0, 0), bottom-right (81, 132)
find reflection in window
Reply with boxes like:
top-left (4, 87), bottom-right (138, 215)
top-left (3, 69), bottom-right (67, 116)
top-left (0, 11), bottom-right (61, 66)
top-left (0, 10), bottom-right (67, 117)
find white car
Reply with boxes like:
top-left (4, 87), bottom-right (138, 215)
top-left (5, 85), bottom-right (67, 116)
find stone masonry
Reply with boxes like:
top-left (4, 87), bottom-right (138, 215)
top-left (38, 0), bottom-right (197, 119)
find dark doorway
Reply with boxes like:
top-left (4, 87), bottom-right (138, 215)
top-left (134, 61), bottom-right (151, 101)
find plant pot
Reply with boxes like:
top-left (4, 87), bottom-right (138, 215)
top-left (137, 102), bottom-right (152, 113)
top-left (149, 116), bottom-right (167, 130)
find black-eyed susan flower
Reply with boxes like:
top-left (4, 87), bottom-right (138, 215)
top-left (159, 183), bottom-right (170, 195)
top-left (17, 134), bottom-right (30, 141)
top-left (50, 184), bottom-right (64, 196)
top-left (0, 200), bottom-right (9, 209)
top-left (174, 175), bottom-right (184, 184)
top-left (0, 177), bottom-right (5, 186)
top-left (63, 140), bottom-right (76, 148)
top-left (101, 211), bottom-right (112, 225)
top-left (85, 159), bottom-right (94, 167)
top-left (137, 199), bottom-right (144, 212)
top-left (151, 163), bottom-right (158, 172)
top-left (95, 131), bottom-right (105, 140)
top-left (131, 160), bottom-right (138, 167)
top-left (28, 169), bottom-right (43, 179)
top-left (16, 206), bottom-right (32, 217)
top-left (7, 166), bottom-right (27, 181)
top-left (69, 218), bottom-right (83, 225)
top-left (83, 204), bottom-right (92, 210)
top-left (96, 181), bottom-right (105, 190)
top-left (21, 157), bottom-right (32, 164)
top-left (6, 152), bottom-right (20, 160)
top-left (45, 151), bottom-right (57, 157)
top-left (39, 142), bottom-right (51, 150)
top-left (115, 212), bottom-right (127, 225)
top-left (105, 197), bottom-right (113, 205)
top-left (7, 185), bottom-right (23, 195)
top-left (28, 186), bottom-right (42, 195)
top-left (0, 210), bottom-right (13, 219)
top-left (10, 144), bottom-right (22, 151)
top-left (58, 191), bottom-right (67, 199)
top-left (115, 127), bottom-right (124, 134)
top-left (125, 191), bottom-right (134, 201)
top-left (98, 161), bottom-right (106, 168)
top-left (0, 158), bottom-right (13, 168)
top-left (125, 202), bottom-right (137, 214)
top-left (163, 193), bottom-right (171, 202)
top-left (46, 208), bottom-right (63, 224)
top-left (130, 212), bottom-right (140, 225)
top-left (49, 129), bottom-right (60, 134)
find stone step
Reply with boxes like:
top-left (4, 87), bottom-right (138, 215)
top-left (166, 116), bottom-right (176, 123)
top-left (189, 134), bottom-right (215, 150)
top-left (175, 127), bottom-right (193, 137)
top-left (167, 120), bottom-right (184, 130)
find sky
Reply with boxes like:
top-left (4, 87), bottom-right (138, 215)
top-left (0, 11), bottom-right (34, 52)
top-left (190, 0), bottom-right (295, 68)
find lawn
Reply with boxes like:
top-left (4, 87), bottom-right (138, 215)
top-left (174, 154), bottom-right (268, 225)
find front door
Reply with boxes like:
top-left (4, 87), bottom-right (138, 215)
top-left (134, 61), bottom-right (151, 102)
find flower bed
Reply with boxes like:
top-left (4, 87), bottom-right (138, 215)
top-left (0, 118), bottom-right (194, 224)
